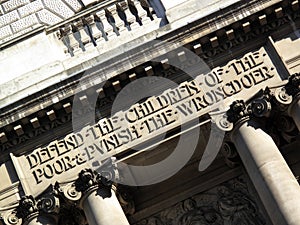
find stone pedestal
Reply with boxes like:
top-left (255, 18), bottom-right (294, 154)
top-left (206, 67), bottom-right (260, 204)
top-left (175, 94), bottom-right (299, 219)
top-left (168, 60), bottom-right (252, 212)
top-left (232, 120), bottom-right (300, 225)
top-left (82, 187), bottom-right (130, 225)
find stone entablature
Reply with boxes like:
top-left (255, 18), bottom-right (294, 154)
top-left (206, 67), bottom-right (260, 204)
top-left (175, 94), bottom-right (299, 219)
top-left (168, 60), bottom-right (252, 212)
top-left (0, 0), bottom-right (297, 127)
top-left (8, 46), bottom-right (285, 196)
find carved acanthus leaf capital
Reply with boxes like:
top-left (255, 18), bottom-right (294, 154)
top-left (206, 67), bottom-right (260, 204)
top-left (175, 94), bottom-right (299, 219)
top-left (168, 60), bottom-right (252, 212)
top-left (226, 91), bottom-right (272, 127)
top-left (226, 100), bottom-right (251, 125)
top-left (16, 187), bottom-right (60, 221)
top-left (16, 196), bottom-right (38, 219)
top-left (286, 73), bottom-right (300, 97)
top-left (75, 157), bottom-right (119, 193)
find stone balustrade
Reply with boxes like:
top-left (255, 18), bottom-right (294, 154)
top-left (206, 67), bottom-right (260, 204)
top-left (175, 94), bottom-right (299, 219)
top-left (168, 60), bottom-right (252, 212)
top-left (46, 0), bottom-right (161, 57)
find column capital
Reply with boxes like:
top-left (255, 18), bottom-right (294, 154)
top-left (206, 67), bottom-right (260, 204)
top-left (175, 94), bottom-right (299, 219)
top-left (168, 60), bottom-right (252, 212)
top-left (227, 100), bottom-right (251, 125)
top-left (286, 73), bottom-right (300, 97)
top-left (75, 157), bottom-right (119, 194)
top-left (1, 210), bottom-right (22, 225)
top-left (16, 187), bottom-right (60, 224)
top-left (226, 93), bottom-right (271, 127)
top-left (17, 196), bottom-right (38, 220)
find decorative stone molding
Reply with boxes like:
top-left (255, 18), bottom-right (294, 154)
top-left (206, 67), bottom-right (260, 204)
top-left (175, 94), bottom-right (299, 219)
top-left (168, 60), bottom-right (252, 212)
top-left (1, 210), bottom-right (22, 225)
top-left (286, 73), bottom-right (300, 97)
top-left (226, 100), bottom-right (251, 126)
top-left (75, 158), bottom-right (118, 194)
top-left (16, 196), bottom-right (38, 220)
top-left (221, 142), bottom-right (240, 168)
top-left (14, 186), bottom-right (60, 223)
top-left (134, 176), bottom-right (266, 225)
top-left (116, 187), bottom-right (136, 215)
top-left (226, 91), bottom-right (272, 128)
top-left (272, 73), bottom-right (300, 110)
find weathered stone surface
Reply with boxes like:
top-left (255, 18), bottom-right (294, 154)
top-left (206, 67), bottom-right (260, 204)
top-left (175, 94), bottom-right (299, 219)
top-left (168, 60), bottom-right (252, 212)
top-left (135, 176), bottom-right (266, 225)
top-left (2, 0), bottom-right (29, 13)
top-left (166, 0), bottom-right (241, 23)
top-left (18, 0), bottom-right (44, 18)
top-left (36, 9), bottom-right (63, 25)
top-left (10, 14), bottom-right (39, 33)
top-left (0, 10), bottom-right (19, 27)
top-left (63, 0), bottom-right (82, 12)
top-left (0, 24), bottom-right (11, 39)
top-left (42, 0), bottom-right (75, 19)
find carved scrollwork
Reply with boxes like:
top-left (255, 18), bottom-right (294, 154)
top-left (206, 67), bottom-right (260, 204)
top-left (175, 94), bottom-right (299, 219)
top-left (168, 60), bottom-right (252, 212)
top-left (226, 100), bottom-right (251, 125)
top-left (213, 114), bottom-right (234, 132)
top-left (75, 158), bottom-right (119, 193)
top-left (116, 187), bottom-right (135, 215)
top-left (75, 168), bottom-right (102, 193)
top-left (38, 195), bottom-right (60, 214)
top-left (226, 90), bottom-right (272, 127)
top-left (16, 196), bottom-right (38, 219)
top-left (251, 96), bottom-right (271, 118)
top-left (62, 183), bottom-right (82, 202)
top-left (221, 142), bottom-right (240, 168)
top-left (1, 211), bottom-right (21, 225)
top-left (15, 187), bottom-right (60, 223)
top-left (286, 73), bottom-right (300, 97)
top-left (274, 87), bottom-right (293, 107)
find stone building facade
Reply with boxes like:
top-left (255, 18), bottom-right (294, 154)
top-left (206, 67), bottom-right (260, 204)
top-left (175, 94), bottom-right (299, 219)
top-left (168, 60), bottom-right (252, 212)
top-left (0, 0), bottom-right (300, 225)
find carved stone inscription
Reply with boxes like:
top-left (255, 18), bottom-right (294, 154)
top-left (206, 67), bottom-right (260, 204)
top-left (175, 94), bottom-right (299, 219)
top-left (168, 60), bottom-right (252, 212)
top-left (11, 47), bottom-right (283, 196)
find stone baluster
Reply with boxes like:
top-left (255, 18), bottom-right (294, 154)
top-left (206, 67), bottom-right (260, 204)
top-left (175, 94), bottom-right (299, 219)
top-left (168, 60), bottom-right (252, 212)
top-left (85, 15), bottom-right (101, 41)
top-left (82, 16), bottom-right (98, 47)
top-left (286, 73), bottom-right (300, 130)
top-left (106, 4), bottom-right (127, 34)
top-left (58, 28), bottom-right (74, 57)
top-left (140, 0), bottom-right (155, 20)
top-left (75, 20), bottom-right (92, 50)
top-left (65, 25), bottom-right (81, 55)
top-left (96, 9), bottom-right (117, 39)
top-left (93, 14), bottom-right (109, 43)
top-left (70, 24), bottom-right (85, 53)
top-left (128, 0), bottom-right (151, 25)
top-left (74, 163), bottom-right (129, 225)
top-left (223, 98), bottom-right (300, 225)
top-left (118, 1), bottom-right (140, 30)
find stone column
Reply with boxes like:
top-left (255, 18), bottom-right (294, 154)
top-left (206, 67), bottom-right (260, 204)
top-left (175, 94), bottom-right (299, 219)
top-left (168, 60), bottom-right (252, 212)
top-left (226, 99), bottom-right (300, 225)
top-left (75, 168), bottom-right (130, 225)
top-left (286, 73), bottom-right (300, 130)
top-left (17, 195), bottom-right (58, 225)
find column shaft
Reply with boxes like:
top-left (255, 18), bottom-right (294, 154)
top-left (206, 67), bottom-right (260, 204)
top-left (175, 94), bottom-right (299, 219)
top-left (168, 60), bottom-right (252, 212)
top-left (232, 120), bottom-right (300, 225)
top-left (82, 188), bottom-right (130, 225)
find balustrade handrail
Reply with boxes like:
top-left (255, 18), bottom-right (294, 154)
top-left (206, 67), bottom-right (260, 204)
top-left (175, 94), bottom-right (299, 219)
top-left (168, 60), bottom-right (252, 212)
top-left (46, 0), bottom-right (121, 34)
